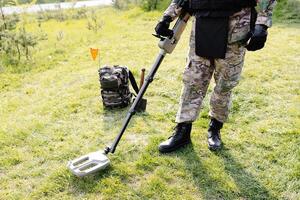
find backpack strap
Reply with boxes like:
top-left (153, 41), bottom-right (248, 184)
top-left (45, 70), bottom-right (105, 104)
top-left (250, 6), bottom-right (257, 32)
top-left (128, 70), bottom-right (140, 95)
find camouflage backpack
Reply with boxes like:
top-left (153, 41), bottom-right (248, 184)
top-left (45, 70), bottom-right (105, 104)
top-left (98, 65), bottom-right (139, 108)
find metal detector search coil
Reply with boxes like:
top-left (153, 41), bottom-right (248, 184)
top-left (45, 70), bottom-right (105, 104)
top-left (67, 151), bottom-right (110, 177)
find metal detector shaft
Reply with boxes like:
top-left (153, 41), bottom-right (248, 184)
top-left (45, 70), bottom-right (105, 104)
top-left (107, 50), bottom-right (166, 154)
top-left (105, 12), bottom-right (191, 154)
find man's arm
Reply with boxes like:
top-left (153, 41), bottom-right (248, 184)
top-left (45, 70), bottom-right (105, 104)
top-left (246, 0), bottom-right (277, 51)
top-left (163, 2), bottom-right (183, 20)
top-left (155, 1), bottom-right (186, 37)
top-left (256, 0), bottom-right (277, 28)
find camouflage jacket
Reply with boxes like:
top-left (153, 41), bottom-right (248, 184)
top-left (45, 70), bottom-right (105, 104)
top-left (164, 0), bottom-right (277, 27)
top-left (256, 0), bottom-right (277, 27)
top-left (163, 0), bottom-right (276, 44)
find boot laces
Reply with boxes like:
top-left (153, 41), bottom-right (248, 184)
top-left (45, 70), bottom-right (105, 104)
top-left (169, 123), bottom-right (189, 139)
top-left (169, 125), bottom-right (181, 139)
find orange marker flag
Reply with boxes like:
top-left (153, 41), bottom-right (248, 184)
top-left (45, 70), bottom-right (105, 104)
top-left (90, 48), bottom-right (99, 61)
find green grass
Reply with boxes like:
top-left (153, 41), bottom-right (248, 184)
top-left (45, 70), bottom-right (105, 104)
top-left (0, 7), bottom-right (299, 200)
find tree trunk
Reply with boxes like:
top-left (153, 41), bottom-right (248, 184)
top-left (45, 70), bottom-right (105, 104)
top-left (0, 7), bottom-right (7, 30)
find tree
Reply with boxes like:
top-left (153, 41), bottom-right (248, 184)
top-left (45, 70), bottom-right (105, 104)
top-left (0, 0), bottom-right (46, 67)
top-left (0, 0), bottom-right (17, 29)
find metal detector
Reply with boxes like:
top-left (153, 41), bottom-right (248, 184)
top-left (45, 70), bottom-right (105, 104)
top-left (67, 12), bottom-right (191, 177)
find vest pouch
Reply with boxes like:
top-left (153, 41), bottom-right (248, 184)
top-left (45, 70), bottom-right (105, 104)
top-left (190, 0), bottom-right (257, 11)
top-left (100, 76), bottom-right (120, 90)
top-left (98, 65), bottom-right (140, 109)
top-left (195, 16), bottom-right (229, 59)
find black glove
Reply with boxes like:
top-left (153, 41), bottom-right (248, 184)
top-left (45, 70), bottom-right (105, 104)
top-left (155, 15), bottom-right (173, 38)
top-left (246, 24), bottom-right (268, 51)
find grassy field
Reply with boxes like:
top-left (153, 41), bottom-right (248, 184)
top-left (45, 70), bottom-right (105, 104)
top-left (0, 7), bottom-right (299, 200)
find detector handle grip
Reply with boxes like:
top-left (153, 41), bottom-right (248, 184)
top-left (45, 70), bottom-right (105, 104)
top-left (158, 12), bottom-right (190, 54)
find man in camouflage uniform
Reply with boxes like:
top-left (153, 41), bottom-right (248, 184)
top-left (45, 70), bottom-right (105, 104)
top-left (155, 0), bottom-right (276, 152)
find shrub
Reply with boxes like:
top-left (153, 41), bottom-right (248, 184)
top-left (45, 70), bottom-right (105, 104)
top-left (113, 0), bottom-right (169, 11)
top-left (86, 10), bottom-right (103, 33)
top-left (140, 0), bottom-right (159, 11)
top-left (71, 7), bottom-right (88, 19)
top-left (0, 1), bottom-right (47, 67)
top-left (36, 7), bottom-right (68, 22)
top-left (274, 0), bottom-right (300, 21)
top-left (36, 7), bottom-right (88, 22)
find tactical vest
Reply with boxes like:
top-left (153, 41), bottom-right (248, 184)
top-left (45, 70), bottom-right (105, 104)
top-left (189, 0), bottom-right (257, 59)
top-left (190, 0), bottom-right (257, 11)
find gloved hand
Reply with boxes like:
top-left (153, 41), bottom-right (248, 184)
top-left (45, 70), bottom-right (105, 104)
top-left (155, 15), bottom-right (173, 38)
top-left (246, 24), bottom-right (268, 51)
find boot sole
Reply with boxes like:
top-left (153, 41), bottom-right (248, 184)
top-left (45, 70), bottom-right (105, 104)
top-left (208, 144), bottom-right (222, 151)
top-left (159, 140), bottom-right (191, 153)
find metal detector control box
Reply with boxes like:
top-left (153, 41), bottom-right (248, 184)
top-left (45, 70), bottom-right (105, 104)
top-left (158, 13), bottom-right (189, 54)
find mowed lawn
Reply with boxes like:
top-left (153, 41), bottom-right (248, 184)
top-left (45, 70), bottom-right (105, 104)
top-left (0, 8), bottom-right (299, 200)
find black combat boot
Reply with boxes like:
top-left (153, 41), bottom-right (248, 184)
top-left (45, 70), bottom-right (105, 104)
top-left (159, 123), bottom-right (192, 153)
top-left (208, 118), bottom-right (223, 151)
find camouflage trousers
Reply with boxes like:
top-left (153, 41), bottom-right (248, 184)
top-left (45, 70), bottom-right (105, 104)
top-left (176, 18), bottom-right (247, 123)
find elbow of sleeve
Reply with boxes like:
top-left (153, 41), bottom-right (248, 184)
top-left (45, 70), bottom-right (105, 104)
top-left (256, 15), bottom-right (273, 28)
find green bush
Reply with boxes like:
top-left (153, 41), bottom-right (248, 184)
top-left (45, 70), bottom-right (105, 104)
top-left (36, 7), bottom-right (88, 22)
top-left (0, 20), bottom-right (47, 66)
top-left (113, 0), bottom-right (131, 9)
top-left (140, 0), bottom-right (159, 11)
top-left (274, 0), bottom-right (300, 21)
top-left (86, 10), bottom-right (103, 33)
top-left (113, 0), bottom-right (170, 11)
top-left (36, 8), bottom-right (68, 22)
top-left (0, 1), bottom-right (47, 68)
